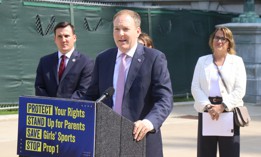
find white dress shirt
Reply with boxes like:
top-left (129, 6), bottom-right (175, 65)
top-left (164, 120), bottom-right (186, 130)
top-left (112, 44), bottom-right (136, 109)
top-left (112, 43), bottom-right (154, 131)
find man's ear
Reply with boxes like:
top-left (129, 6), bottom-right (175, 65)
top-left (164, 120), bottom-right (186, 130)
top-left (137, 27), bottom-right (141, 37)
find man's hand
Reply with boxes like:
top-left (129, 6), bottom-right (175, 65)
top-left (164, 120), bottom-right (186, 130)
top-left (133, 120), bottom-right (153, 141)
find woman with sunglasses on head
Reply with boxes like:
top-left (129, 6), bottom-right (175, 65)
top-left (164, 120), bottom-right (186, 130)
top-left (191, 27), bottom-right (247, 157)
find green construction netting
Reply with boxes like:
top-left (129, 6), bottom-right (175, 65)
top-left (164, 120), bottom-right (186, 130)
top-left (0, 0), bottom-right (237, 104)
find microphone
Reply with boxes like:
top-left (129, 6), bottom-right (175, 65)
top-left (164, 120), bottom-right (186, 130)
top-left (95, 87), bottom-right (115, 103)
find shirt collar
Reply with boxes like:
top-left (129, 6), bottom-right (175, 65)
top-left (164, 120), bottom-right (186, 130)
top-left (117, 42), bottom-right (138, 59)
top-left (58, 47), bottom-right (75, 59)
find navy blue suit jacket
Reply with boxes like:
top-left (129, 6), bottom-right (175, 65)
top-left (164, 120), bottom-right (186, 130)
top-left (86, 44), bottom-right (173, 157)
top-left (35, 50), bottom-right (94, 99)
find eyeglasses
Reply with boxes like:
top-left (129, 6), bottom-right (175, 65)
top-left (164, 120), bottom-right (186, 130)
top-left (214, 36), bottom-right (228, 43)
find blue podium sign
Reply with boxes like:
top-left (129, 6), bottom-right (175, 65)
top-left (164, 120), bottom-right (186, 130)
top-left (17, 96), bottom-right (95, 157)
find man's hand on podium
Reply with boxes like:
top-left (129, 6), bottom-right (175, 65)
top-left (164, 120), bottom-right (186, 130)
top-left (133, 119), bottom-right (153, 141)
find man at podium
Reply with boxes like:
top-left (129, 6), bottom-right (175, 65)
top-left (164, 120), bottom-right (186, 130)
top-left (85, 9), bottom-right (173, 157)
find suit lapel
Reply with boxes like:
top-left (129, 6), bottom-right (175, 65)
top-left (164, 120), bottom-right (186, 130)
top-left (220, 53), bottom-right (233, 80)
top-left (124, 45), bottom-right (145, 93)
top-left (100, 49), bottom-right (117, 108)
top-left (108, 50), bottom-right (117, 87)
top-left (204, 54), bottom-right (213, 88)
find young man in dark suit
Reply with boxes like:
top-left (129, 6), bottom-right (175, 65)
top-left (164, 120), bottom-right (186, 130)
top-left (85, 10), bottom-right (173, 157)
top-left (35, 21), bottom-right (94, 99)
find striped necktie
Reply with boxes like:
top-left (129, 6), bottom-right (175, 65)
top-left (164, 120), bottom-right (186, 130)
top-left (58, 55), bottom-right (66, 81)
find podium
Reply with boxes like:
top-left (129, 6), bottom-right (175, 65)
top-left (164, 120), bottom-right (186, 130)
top-left (17, 96), bottom-right (145, 157)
